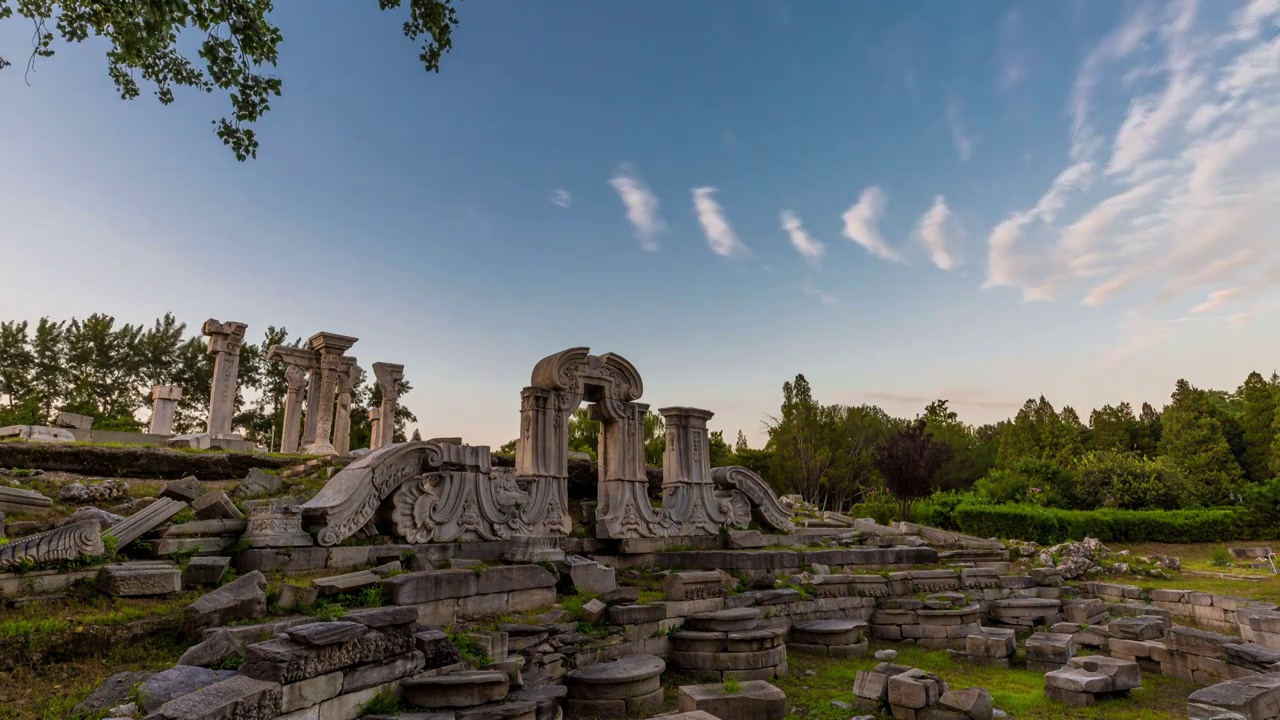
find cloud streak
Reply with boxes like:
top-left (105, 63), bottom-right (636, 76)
top-left (609, 166), bottom-right (663, 251)
top-left (946, 98), bottom-right (977, 161)
top-left (915, 196), bottom-right (959, 271)
top-left (780, 210), bottom-right (825, 266)
top-left (692, 187), bottom-right (751, 259)
top-left (551, 188), bottom-right (572, 208)
top-left (842, 186), bottom-right (902, 262)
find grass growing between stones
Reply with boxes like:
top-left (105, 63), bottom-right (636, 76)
top-left (1110, 539), bottom-right (1280, 601)
top-left (773, 643), bottom-right (1198, 720)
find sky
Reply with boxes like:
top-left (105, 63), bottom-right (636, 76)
top-left (2, 0), bottom-right (1279, 448)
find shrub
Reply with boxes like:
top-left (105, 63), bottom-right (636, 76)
top-left (1209, 547), bottom-right (1233, 567)
top-left (723, 676), bottom-right (742, 694)
top-left (973, 459), bottom-right (1075, 508)
top-left (848, 488), bottom-right (898, 526)
top-left (911, 490), bottom-right (977, 530)
top-left (1073, 451), bottom-right (1193, 510)
top-left (953, 504), bottom-right (1240, 544)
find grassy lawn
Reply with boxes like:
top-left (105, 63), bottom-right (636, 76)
top-left (772, 644), bottom-right (1198, 720)
top-left (1109, 540), bottom-right (1280, 603)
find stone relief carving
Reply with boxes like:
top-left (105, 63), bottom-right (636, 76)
top-left (0, 520), bottom-right (103, 570)
top-left (711, 465), bottom-right (797, 533)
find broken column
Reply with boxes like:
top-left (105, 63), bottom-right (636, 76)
top-left (333, 357), bottom-right (358, 456)
top-left (149, 385), bottom-right (183, 435)
top-left (368, 407), bottom-right (382, 450)
top-left (203, 319), bottom-right (249, 438)
top-left (303, 332), bottom-right (358, 456)
top-left (268, 346), bottom-right (318, 454)
top-left (660, 406), bottom-right (729, 536)
top-left (372, 362), bottom-right (404, 450)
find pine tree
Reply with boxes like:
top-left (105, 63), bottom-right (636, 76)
top-left (1137, 402), bottom-right (1162, 456)
top-left (28, 318), bottom-right (67, 424)
top-left (0, 321), bottom-right (34, 409)
top-left (1239, 371), bottom-right (1276, 482)
top-left (1089, 403), bottom-right (1139, 453)
top-left (735, 430), bottom-right (750, 453)
top-left (1160, 379), bottom-right (1245, 505)
top-left (411, 428), bottom-right (423, 442)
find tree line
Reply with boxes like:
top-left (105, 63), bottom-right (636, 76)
top-left (0, 314), bottom-right (417, 451)
top-left (740, 369), bottom-right (1280, 518)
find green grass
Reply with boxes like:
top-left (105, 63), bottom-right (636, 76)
top-left (775, 644), bottom-right (1197, 720)
top-left (1109, 540), bottom-right (1280, 601)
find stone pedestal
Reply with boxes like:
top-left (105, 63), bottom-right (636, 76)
top-left (203, 319), bottom-right (248, 438)
top-left (660, 406), bottom-right (729, 536)
top-left (302, 332), bottom-right (358, 456)
top-left (149, 385), bottom-right (183, 435)
top-left (372, 362), bottom-right (404, 450)
top-left (244, 506), bottom-right (315, 548)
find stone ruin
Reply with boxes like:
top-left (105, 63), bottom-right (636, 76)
top-left (11, 344), bottom-right (1280, 720)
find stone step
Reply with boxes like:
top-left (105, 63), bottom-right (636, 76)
top-left (685, 607), bottom-right (762, 633)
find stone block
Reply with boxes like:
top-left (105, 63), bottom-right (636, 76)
top-left (384, 569), bottom-right (479, 605)
top-left (341, 650), bottom-right (424, 693)
top-left (1068, 655), bottom-right (1141, 691)
top-left (0, 486), bottom-right (53, 516)
top-left (137, 666), bottom-right (239, 712)
top-left (1108, 615), bottom-right (1166, 641)
top-left (240, 626), bottom-right (416, 685)
top-left (281, 672), bottom-right (342, 713)
top-left (676, 681), bottom-right (788, 720)
top-left (54, 411), bottom-right (93, 430)
top-left (234, 468), bottom-right (283, 498)
top-left (1064, 598), bottom-right (1106, 624)
top-left (1188, 674), bottom-right (1280, 719)
top-left (142, 674), bottom-right (280, 720)
top-left (97, 562), bottom-right (182, 597)
top-left (183, 556), bottom-right (231, 586)
top-left (476, 565), bottom-right (556, 594)
top-left (1170, 626), bottom-right (1238, 658)
top-left (161, 476), bottom-right (204, 503)
top-left (278, 584), bottom-right (320, 611)
top-left (664, 571), bottom-right (727, 601)
top-left (581, 598), bottom-right (608, 624)
top-left (966, 627), bottom-right (1015, 659)
top-left (287, 621), bottom-right (369, 647)
top-left (1044, 684), bottom-right (1095, 707)
top-left (192, 491), bottom-right (244, 521)
top-left (401, 670), bottom-right (510, 709)
top-left (728, 529), bottom-right (768, 549)
top-left (888, 675), bottom-right (929, 709)
top-left (107, 497), bottom-right (188, 548)
top-left (183, 571), bottom-right (268, 636)
top-left (313, 570), bottom-right (378, 597)
top-left (1026, 632), bottom-right (1075, 666)
top-left (686, 608), bottom-right (762, 633)
top-left (178, 628), bottom-right (243, 669)
top-left (607, 604), bottom-right (666, 625)
top-left (556, 555), bottom-right (616, 595)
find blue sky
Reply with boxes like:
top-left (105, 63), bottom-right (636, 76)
top-left (2, 0), bottom-right (1279, 447)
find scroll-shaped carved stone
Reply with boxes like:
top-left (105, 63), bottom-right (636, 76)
top-left (711, 466), bottom-right (796, 533)
top-left (0, 520), bottom-right (103, 570)
top-left (389, 468), bottom-right (534, 543)
top-left (303, 441), bottom-right (448, 546)
top-left (717, 489), bottom-right (752, 529)
top-left (660, 406), bottom-right (730, 536)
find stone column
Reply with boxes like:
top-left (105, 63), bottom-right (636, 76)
top-left (368, 408), bottom-right (382, 450)
top-left (203, 319), bottom-right (248, 438)
top-left (302, 332), bottom-right (358, 456)
top-left (332, 357), bottom-right (357, 456)
top-left (268, 345), bottom-right (320, 454)
top-left (302, 367), bottom-right (322, 446)
top-left (280, 365), bottom-right (308, 453)
top-left (372, 362), bottom-right (405, 449)
top-left (595, 401), bottom-right (671, 539)
top-left (148, 385), bottom-right (183, 435)
top-left (659, 406), bottom-right (727, 535)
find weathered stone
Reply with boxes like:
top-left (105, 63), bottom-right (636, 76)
top-left (600, 586), bottom-right (641, 605)
top-left (279, 671), bottom-right (343, 713)
top-left (556, 555), bottom-right (616, 595)
top-left (1170, 627), bottom-right (1237, 658)
top-left (240, 625), bottom-right (416, 685)
top-left (940, 688), bottom-right (993, 720)
top-left (686, 608), bottom-right (761, 633)
top-left (97, 562), bottom-right (182, 597)
top-left (664, 571), bottom-right (727, 602)
top-left (73, 671), bottom-right (153, 716)
top-left (607, 604), bottom-right (666, 625)
top-left (234, 468), bottom-right (283, 498)
top-left (62, 505), bottom-right (125, 529)
top-left (342, 605), bottom-right (418, 628)
top-left (54, 411), bottom-right (94, 430)
top-left (728, 529), bottom-right (768, 549)
top-left (384, 569), bottom-right (480, 605)
top-left (0, 485), bottom-right (53, 515)
top-left (149, 385), bottom-right (183, 435)
top-left (143, 673), bottom-right (281, 720)
top-left (1064, 598), bottom-right (1106, 625)
top-left (178, 629), bottom-right (242, 668)
top-left (966, 627), bottom-right (1016, 660)
top-left (161, 476), bottom-right (204, 503)
top-left (677, 681), bottom-right (788, 720)
top-left (287, 621), bottom-right (369, 647)
top-left (1044, 685), bottom-right (1095, 707)
top-left (581, 598), bottom-right (608, 624)
top-left (1067, 655), bottom-right (1141, 691)
top-left (192, 491), bottom-right (243, 521)
top-left (1026, 632), bottom-right (1076, 667)
top-left (1107, 615), bottom-right (1166, 641)
top-left (507, 684), bottom-right (568, 720)
top-left (341, 650), bottom-right (425, 693)
top-left (278, 583), bottom-right (320, 611)
top-left (416, 629), bottom-right (463, 669)
top-left (313, 570), bottom-right (378, 597)
top-left (1188, 674), bottom-right (1280, 719)
top-left (402, 670), bottom-right (510, 709)
top-left (184, 570), bottom-right (267, 635)
top-left (0, 518), bottom-right (102, 571)
top-left (108, 497), bottom-right (187, 548)
top-left (1224, 644), bottom-right (1280, 672)
top-left (137, 666), bottom-right (239, 712)
top-left (888, 674), bottom-right (930, 709)
top-left (183, 556), bottom-right (231, 586)
top-left (475, 565), bottom-right (556, 594)
top-left (854, 670), bottom-right (889, 701)
top-left (243, 505), bottom-right (313, 548)
top-left (1044, 667), bottom-right (1112, 694)
top-left (791, 619), bottom-right (866, 646)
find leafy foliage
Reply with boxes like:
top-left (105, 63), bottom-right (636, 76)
top-left (874, 419), bottom-right (952, 521)
top-left (953, 504), bottom-right (1241, 545)
top-left (0, 0), bottom-right (459, 160)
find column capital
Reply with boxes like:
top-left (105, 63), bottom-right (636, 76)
top-left (203, 319), bottom-right (248, 356)
top-left (307, 331), bottom-right (358, 357)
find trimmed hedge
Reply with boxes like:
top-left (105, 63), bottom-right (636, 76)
top-left (953, 503), bottom-right (1241, 544)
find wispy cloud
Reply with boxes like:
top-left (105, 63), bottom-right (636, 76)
top-left (997, 9), bottom-right (1032, 90)
top-left (946, 98), bottom-right (977, 161)
top-left (981, 0), bottom-right (1280, 360)
top-left (692, 187), bottom-right (751, 259)
top-left (608, 166), bottom-right (663, 251)
top-left (551, 188), bottom-right (572, 208)
top-left (780, 210), bottom-right (825, 266)
top-left (803, 276), bottom-right (836, 305)
top-left (915, 195), bottom-right (959, 271)
top-left (842, 186), bottom-right (902, 263)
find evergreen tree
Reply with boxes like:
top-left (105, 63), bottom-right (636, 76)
top-left (735, 430), bottom-right (751, 453)
top-left (1137, 402), bottom-right (1162, 456)
top-left (28, 318), bottom-right (67, 424)
top-left (708, 430), bottom-right (736, 468)
top-left (1089, 402), bottom-right (1140, 453)
top-left (996, 396), bottom-right (1079, 469)
top-left (1160, 379), bottom-right (1244, 505)
top-left (1239, 371), bottom-right (1277, 482)
top-left (0, 321), bottom-right (33, 409)
top-left (767, 374), bottom-right (834, 502)
top-left (411, 428), bottom-right (423, 442)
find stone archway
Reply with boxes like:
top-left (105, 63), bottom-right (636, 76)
top-left (515, 347), bottom-right (674, 539)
